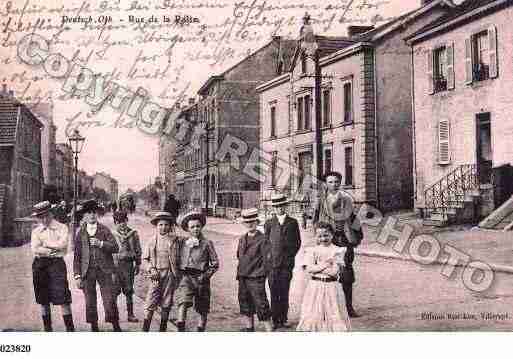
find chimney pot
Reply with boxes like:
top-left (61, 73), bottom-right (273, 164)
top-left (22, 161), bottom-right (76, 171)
top-left (8, 90), bottom-right (14, 98)
top-left (188, 98), bottom-right (195, 105)
top-left (1, 84), bottom-right (6, 97)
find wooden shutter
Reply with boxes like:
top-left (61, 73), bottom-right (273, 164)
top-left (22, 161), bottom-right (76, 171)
top-left (488, 26), bottom-right (498, 78)
top-left (446, 43), bottom-right (455, 90)
top-left (464, 37), bottom-right (473, 84)
top-left (438, 119), bottom-right (451, 165)
top-left (427, 49), bottom-right (434, 94)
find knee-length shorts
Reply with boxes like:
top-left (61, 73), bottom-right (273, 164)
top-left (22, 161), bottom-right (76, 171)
top-left (238, 277), bottom-right (271, 321)
top-left (32, 257), bottom-right (72, 305)
top-left (144, 269), bottom-right (177, 311)
top-left (114, 260), bottom-right (136, 296)
top-left (174, 272), bottom-right (211, 315)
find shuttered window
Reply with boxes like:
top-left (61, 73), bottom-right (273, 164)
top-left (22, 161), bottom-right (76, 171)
top-left (270, 105), bottom-right (276, 138)
top-left (488, 26), bottom-right (498, 78)
top-left (438, 119), bottom-right (451, 165)
top-left (446, 43), bottom-right (455, 89)
top-left (466, 26), bottom-right (498, 84)
top-left (427, 49), bottom-right (434, 94)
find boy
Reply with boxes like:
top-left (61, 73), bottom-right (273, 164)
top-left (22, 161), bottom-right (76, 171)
top-left (31, 201), bottom-right (74, 331)
top-left (236, 208), bottom-right (273, 332)
top-left (142, 211), bottom-right (180, 332)
top-left (112, 211), bottom-right (142, 323)
top-left (175, 211), bottom-right (219, 332)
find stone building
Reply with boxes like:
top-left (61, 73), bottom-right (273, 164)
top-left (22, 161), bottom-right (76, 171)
top-left (93, 172), bottom-right (118, 202)
top-left (257, 1), bottom-right (455, 214)
top-left (0, 87), bottom-right (44, 245)
top-left (31, 101), bottom-right (56, 187)
top-left (407, 0), bottom-right (513, 225)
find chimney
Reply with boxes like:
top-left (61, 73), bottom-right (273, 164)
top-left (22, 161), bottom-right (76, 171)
top-left (1, 84), bottom-right (6, 97)
top-left (347, 25), bottom-right (375, 37)
top-left (175, 102), bottom-right (181, 110)
top-left (8, 90), bottom-right (14, 98)
top-left (188, 98), bottom-right (195, 105)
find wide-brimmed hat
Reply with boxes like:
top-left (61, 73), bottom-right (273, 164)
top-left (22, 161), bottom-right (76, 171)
top-left (150, 211), bottom-right (174, 226)
top-left (270, 193), bottom-right (289, 207)
top-left (79, 199), bottom-right (99, 214)
top-left (241, 208), bottom-right (259, 223)
top-left (31, 201), bottom-right (52, 217)
top-left (179, 211), bottom-right (206, 232)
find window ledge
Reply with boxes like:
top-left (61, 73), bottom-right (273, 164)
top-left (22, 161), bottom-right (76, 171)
top-left (321, 124), bottom-right (332, 130)
top-left (341, 121), bottom-right (354, 127)
top-left (467, 78), bottom-right (495, 88)
top-left (343, 185), bottom-right (355, 190)
top-left (295, 129), bottom-right (312, 134)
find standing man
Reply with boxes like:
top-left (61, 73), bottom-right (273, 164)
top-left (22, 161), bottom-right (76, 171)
top-left (313, 171), bottom-right (363, 318)
top-left (73, 199), bottom-right (122, 331)
top-left (31, 201), bottom-right (75, 331)
top-left (264, 194), bottom-right (301, 329)
top-left (163, 194), bottom-right (181, 226)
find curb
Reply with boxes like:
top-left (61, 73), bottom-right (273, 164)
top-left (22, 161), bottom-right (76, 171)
top-left (204, 225), bottom-right (513, 276)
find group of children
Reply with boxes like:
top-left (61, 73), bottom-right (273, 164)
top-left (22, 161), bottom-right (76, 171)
top-left (114, 206), bottom-right (351, 332)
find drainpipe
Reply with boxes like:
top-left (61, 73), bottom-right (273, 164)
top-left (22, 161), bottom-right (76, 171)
top-left (372, 48), bottom-right (380, 210)
top-left (410, 43), bottom-right (418, 212)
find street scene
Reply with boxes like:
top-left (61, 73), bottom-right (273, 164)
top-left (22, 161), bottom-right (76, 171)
top-left (2, 0), bottom-right (513, 336)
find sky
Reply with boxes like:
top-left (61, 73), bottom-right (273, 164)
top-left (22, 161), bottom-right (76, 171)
top-left (1, 0), bottom-right (424, 193)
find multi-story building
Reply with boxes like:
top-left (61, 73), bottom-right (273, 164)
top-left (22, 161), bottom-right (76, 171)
top-left (31, 101), bottom-right (56, 187)
top-left (0, 86), bottom-right (44, 245)
top-left (407, 0), bottom-right (513, 225)
top-left (55, 146), bottom-right (64, 199)
top-left (171, 37), bottom-right (296, 218)
top-left (258, 1), bottom-right (455, 214)
top-left (93, 172), bottom-right (118, 202)
top-left (56, 143), bottom-right (73, 201)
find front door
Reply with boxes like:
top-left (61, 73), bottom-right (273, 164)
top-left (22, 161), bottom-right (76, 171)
top-left (476, 113), bottom-right (492, 184)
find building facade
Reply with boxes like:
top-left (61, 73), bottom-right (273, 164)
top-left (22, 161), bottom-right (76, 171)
top-left (408, 0), bottom-right (513, 223)
top-left (258, 2), bottom-right (453, 214)
top-left (56, 143), bottom-right (73, 201)
top-left (93, 172), bottom-right (118, 202)
top-left (0, 88), bottom-right (44, 245)
top-left (32, 102), bottom-right (56, 187)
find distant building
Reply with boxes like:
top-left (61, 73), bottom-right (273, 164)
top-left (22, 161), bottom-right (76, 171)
top-left (0, 86), bottom-right (44, 245)
top-left (31, 101), bottom-right (56, 187)
top-left (170, 37), bottom-right (296, 218)
top-left (56, 143), bottom-right (73, 201)
top-left (93, 172), bottom-right (118, 202)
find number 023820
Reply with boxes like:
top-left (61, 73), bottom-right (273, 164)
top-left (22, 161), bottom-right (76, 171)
top-left (0, 344), bottom-right (31, 353)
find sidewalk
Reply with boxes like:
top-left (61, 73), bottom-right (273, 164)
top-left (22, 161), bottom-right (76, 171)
top-left (203, 215), bottom-right (513, 274)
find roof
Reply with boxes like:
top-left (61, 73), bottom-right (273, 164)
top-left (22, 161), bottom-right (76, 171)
top-left (0, 97), bottom-right (19, 145)
top-left (407, 0), bottom-right (502, 42)
top-left (198, 37), bottom-right (297, 96)
top-left (289, 35), bottom-right (356, 72)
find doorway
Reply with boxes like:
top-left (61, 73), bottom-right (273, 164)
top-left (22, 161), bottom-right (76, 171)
top-left (476, 113), bottom-right (492, 184)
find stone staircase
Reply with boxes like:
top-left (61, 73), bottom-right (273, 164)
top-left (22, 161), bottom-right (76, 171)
top-left (423, 164), bottom-right (480, 227)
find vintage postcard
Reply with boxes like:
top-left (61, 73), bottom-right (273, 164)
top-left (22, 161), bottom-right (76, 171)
top-left (1, 0), bottom-right (513, 346)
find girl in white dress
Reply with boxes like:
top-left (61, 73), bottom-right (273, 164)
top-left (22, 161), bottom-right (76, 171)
top-left (296, 222), bottom-right (351, 332)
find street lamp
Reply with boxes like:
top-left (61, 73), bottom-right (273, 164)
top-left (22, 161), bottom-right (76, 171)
top-left (300, 13), bottom-right (323, 183)
top-left (68, 129), bottom-right (86, 237)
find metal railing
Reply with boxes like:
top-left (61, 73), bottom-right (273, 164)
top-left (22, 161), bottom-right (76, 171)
top-left (424, 164), bottom-right (479, 218)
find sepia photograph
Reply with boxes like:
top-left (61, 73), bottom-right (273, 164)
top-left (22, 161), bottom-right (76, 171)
top-left (1, 0), bottom-right (513, 354)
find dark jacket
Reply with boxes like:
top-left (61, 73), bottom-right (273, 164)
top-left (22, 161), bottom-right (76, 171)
top-left (264, 215), bottom-right (301, 271)
top-left (73, 223), bottom-right (119, 277)
top-left (236, 231), bottom-right (271, 278)
top-left (113, 227), bottom-right (142, 266)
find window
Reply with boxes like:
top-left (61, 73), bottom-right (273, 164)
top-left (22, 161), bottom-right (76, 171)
top-left (270, 106), bottom-right (276, 138)
top-left (438, 119), bottom-right (451, 165)
top-left (343, 82), bottom-right (352, 124)
top-left (304, 95), bottom-right (311, 130)
top-left (465, 27), bottom-right (498, 84)
top-left (297, 97), bottom-right (304, 130)
top-left (322, 89), bottom-right (331, 127)
top-left (344, 147), bottom-right (353, 186)
top-left (271, 151), bottom-right (278, 187)
top-left (324, 147), bottom-right (332, 176)
top-left (301, 53), bottom-right (307, 74)
top-left (433, 47), bottom-right (447, 92)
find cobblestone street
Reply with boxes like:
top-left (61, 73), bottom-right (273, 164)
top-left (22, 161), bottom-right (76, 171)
top-left (3, 211), bottom-right (513, 332)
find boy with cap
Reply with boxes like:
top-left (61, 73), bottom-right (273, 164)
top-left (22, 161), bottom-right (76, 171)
top-left (73, 199), bottom-right (122, 332)
top-left (236, 208), bottom-right (273, 332)
top-left (112, 211), bottom-right (142, 323)
top-left (175, 211), bottom-right (219, 332)
top-left (141, 211), bottom-right (180, 332)
top-left (31, 201), bottom-right (74, 331)
top-left (264, 193), bottom-right (301, 329)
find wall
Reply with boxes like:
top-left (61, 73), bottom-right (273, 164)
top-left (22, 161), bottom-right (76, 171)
top-left (413, 6), bottom-right (513, 206)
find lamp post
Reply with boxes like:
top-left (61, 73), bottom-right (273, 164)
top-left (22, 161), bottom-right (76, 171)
top-left (300, 14), bottom-right (323, 182)
top-left (68, 129), bottom-right (86, 238)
